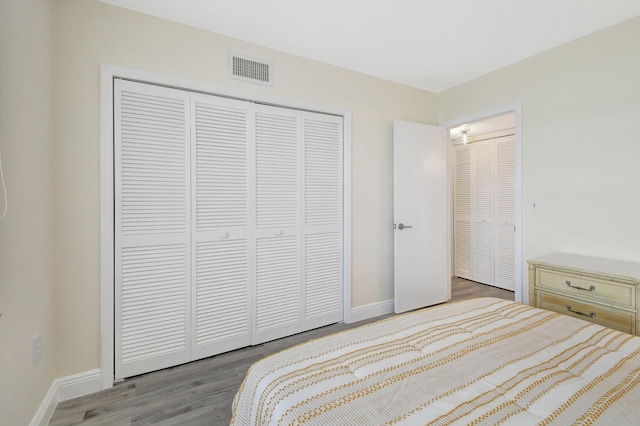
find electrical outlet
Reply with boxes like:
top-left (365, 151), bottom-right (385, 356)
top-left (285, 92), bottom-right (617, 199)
top-left (33, 333), bottom-right (41, 365)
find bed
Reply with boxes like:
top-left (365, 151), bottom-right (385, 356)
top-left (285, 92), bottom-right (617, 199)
top-left (230, 297), bottom-right (640, 425)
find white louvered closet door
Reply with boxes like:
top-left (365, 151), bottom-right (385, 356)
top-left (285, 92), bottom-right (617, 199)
top-left (302, 112), bottom-right (343, 329)
top-left (252, 105), bottom-right (302, 344)
top-left (115, 80), bottom-right (191, 379)
top-left (472, 141), bottom-right (495, 285)
top-left (115, 81), bottom-right (345, 377)
top-left (190, 94), bottom-right (252, 360)
top-left (494, 136), bottom-right (516, 290)
top-left (454, 145), bottom-right (472, 280)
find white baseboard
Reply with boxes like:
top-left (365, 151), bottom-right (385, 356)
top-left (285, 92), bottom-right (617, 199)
top-left (57, 368), bottom-right (102, 401)
top-left (350, 299), bottom-right (394, 323)
top-left (30, 368), bottom-right (102, 426)
top-left (29, 381), bottom-right (58, 426)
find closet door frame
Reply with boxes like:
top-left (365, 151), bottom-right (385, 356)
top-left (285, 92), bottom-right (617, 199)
top-left (442, 105), bottom-right (523, 301)
top-left (100, 64), bottom-right (352, 390)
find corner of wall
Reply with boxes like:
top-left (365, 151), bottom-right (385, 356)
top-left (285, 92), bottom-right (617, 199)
top-left (29, 369), bottom-right (103, 426)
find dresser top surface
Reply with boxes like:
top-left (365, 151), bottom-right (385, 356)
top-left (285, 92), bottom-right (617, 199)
top-left (529, 253), bottom-right (640, 282)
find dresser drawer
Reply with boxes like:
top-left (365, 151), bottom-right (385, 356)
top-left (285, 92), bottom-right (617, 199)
top-left (537, 269), bottom-right (635, 309)
top-left (538, 292), bottom-right (634, 334)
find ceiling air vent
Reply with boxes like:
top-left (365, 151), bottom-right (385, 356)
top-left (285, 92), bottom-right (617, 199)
top-left (229, 52), bottom-right (273, 86)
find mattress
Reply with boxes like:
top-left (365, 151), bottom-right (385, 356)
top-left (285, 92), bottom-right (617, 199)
top-left (230, 297), bottom-right (640, 425)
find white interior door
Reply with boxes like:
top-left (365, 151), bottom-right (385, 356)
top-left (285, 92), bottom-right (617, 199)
top-left (301, 112), bottom-right (344, 329)
top-left (190, 93), bottom-right (252, 360)
top-left (252, 107), bottom-right (344, 344)
top-left (453, 134), bottom-right (515, 291)
top-left (494, 136), bottom-right (516, 290)
top-left (472, 141), bottom-right (495, 285)
top-left (114, 79), bottom-right (345, 378)
top-left (454, 145), bottom-right (472, 279)
top-left (393, 121), bottom-right (450, 314)
top-left (115, 80), bottom-right (191, 379)
top-left (252, 105), bottom-right (302, 344)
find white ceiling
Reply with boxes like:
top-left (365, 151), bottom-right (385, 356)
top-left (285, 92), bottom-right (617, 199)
top-left (98, 0), bottom-right (640, 92)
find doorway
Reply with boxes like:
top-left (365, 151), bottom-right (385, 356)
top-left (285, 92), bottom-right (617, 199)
top-left (447, 110), bottom-right (520, 296)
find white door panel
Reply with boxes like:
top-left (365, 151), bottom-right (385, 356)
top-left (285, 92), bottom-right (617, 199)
top-left (494, 136), bottom-right (516, 290)
top-left (190, 93), bottom-right (252, 360)
top-left (393, 121), bottom-right (450, 314)
top-left (115, 80), bottom-right (344, 378)
top-left (252, 106), bottom-right (302, 344)
top-left (452, 134), bottom-right (515, 291)
top-left (454, 145), bottom-right (472, 279)
top-left (302, 114), bottom-right (343, 326)
top-left (115, 80), bottom-right (191, 379)
top-left (472, 141), bottom-right (495, 285)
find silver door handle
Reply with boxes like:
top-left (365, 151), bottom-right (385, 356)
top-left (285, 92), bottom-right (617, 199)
top-left (397, 223), bottom-right (413, 230)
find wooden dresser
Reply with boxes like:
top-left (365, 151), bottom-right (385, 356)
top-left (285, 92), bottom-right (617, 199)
top-left (528, 254), bottom-right (640, 335)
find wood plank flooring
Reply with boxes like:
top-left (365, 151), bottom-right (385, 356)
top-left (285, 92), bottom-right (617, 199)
top-left (50, 278), bottom-right (513, 426)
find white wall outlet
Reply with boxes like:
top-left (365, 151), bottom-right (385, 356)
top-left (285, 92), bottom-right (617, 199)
top-left (33, 333), bottom-right (42, 365)
top-left (530, 201), bottom-right (540, 213)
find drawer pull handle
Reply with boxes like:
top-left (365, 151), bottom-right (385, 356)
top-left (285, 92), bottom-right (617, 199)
top-left (565, 280), bottom-right (596, 292)
top-left (566, 305), bottom-right (596, 318)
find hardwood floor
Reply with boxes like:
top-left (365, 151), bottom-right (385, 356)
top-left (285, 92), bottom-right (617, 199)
top-left (50, 278), bottom-right (514, 425)
top-left (450, 276), bottom-right (515, 302)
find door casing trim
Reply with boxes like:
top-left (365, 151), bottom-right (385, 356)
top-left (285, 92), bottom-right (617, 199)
top-left (100, 63), bottom-right (352, 389)
top-left (441, 104), bottom-right (523, 303)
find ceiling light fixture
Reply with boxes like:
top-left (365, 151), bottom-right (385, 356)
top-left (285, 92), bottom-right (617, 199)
top-left (459, 128), bottom-right (471, 144)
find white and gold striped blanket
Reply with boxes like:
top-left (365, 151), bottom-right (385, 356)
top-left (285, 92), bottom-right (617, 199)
top-left (230, 298), bottom-right (640, 425)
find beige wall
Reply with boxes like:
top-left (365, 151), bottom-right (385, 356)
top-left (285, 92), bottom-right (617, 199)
top-left (52, 0), bottom-right (437, 376)
top-left (0, 0), bottom-right (57, 423)
top-left (3, 1), bottom-right (639, 419)
top-left (438, 16), bottom-right (640, 302)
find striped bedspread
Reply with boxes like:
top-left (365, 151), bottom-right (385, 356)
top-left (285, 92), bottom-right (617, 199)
top-left (230, 297), bottom-right (640, 425)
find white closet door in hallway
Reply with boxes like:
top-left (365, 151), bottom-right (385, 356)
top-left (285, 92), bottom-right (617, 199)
top-left (472, 140), bottom-right (495, 285)
top-left (453, 134), bottom-right (515, 290)
top-left (190, 94), bottom-right (252, 361)
top-left (494, 136), bottom-right (516, 290)
top-left (454, 145), bottom-right (472, 279)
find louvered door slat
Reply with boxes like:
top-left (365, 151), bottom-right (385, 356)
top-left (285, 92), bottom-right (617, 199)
top-left (472, 141), bottom-right (495, 285)
top-left (474, 222), bottom-right (494, 283)
top-left (305, 233), bottom-right (341, 318)
top-left (254, 235), bottom-right (300, 343)
top-left (115, 80), bottom-right (190, 379)
top-left (190, 94), bottom-right (251, 360)
top-left (454, 146), bottom-right (471, 216)
top-left (496, 137), bottom-right (515, 220)
top-left (116, 83), bottom-right (344, 375)
top-left (494, 136), bottom-right (516, 290)
top-left (192, 240), bottom-right (249, 359)
top-left (454, 145), bottom-right (472, 279)
top-left (252, 106), bottom-right (302, 344)
top-left (255, 111), bottom-right (298, 229)
top-left (302, 113), bottom-right (343, 327)
top-left (305, 119), bottom-right (341, 226)
top-left (473, 142), bottom-right (494, 220)
top-left (194, 98), bottom-right (248, 231)
top-left (455, 220), bottom-right (472, 277)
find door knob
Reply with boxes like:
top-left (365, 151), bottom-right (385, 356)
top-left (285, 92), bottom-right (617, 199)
top-left (397, 223), bottom-right (413, 230)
